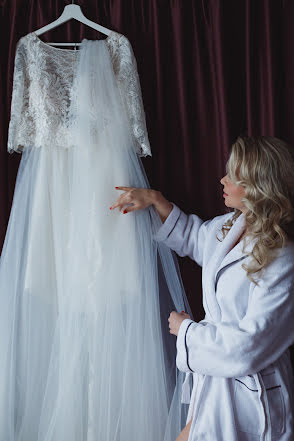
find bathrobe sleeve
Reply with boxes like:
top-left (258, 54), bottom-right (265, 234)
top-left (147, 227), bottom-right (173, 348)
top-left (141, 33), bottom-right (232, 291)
top-left (176, 245), bottom-right (294, 377)
top-left (153, 202), bottom-right (224, 267)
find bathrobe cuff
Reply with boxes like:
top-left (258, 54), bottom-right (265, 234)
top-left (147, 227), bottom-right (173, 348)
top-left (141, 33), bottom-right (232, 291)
top-left (152, 202), bottom-right (183, 242)
top-left (176, 318), bottom-right (196, 373)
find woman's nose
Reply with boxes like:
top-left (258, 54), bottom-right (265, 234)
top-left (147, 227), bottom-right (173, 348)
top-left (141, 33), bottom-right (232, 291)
top-left (220, 175), bottom-right (228, 184)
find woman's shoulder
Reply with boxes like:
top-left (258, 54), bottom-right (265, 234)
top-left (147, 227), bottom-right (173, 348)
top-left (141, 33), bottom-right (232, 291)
top-left (274, 240), bottom-right (294, 261)
top-left (254, 241), bottom-right (294, 292)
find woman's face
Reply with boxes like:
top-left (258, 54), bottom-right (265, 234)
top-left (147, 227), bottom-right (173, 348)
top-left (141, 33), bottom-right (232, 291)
top-left (220, 173), bottom-right (247, 213)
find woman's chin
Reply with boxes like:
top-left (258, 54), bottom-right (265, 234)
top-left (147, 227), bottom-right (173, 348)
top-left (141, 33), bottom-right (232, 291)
top-left (224, 199), bottom-right (233, 209)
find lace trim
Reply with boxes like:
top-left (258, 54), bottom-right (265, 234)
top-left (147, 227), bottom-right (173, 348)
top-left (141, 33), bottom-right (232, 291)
top-left (7, 31), bottom-right (151, 157)
top-left (109, 33), bottom-right (151, 158)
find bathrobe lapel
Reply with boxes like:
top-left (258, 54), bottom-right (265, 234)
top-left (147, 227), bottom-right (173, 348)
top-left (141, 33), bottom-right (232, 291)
top-left (203, 212), bottom-right (257, 322)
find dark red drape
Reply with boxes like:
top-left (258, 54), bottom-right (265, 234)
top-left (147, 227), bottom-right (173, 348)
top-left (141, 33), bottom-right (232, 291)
top-left (1, 0), bottom-right (294, 365)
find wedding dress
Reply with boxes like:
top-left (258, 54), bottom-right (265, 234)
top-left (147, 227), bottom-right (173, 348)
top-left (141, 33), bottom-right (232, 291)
top-left (0, 30), bottom-right (193, 441)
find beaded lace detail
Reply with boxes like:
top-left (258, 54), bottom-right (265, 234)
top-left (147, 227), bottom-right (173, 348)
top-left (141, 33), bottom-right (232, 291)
top-left (7, 31), bottom-right (151, 157)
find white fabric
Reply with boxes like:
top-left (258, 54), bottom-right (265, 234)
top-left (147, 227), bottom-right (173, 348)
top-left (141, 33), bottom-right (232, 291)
top-left (7, 31), bottom-right (151, 157)
top-left (154, 202), bottom-right (294, 440)
top-left (0, 35), bottom-right (193, 440)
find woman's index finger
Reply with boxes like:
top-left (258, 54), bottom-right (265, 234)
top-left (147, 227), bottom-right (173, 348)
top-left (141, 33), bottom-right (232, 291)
top-left (115, 186), bottom-right (132, 190)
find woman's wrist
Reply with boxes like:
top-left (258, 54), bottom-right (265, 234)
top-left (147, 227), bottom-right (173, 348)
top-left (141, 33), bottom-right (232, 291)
top-left (151, 190), bottom-right (173, 223)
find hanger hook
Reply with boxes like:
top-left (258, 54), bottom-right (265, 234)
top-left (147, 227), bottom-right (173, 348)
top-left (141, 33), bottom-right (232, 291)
top-left (71, 0), bottom-right (76, 50)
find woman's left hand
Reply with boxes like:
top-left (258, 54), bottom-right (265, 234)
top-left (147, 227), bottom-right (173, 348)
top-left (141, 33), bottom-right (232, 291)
top-left (168, 311), bottom-right (191, 336)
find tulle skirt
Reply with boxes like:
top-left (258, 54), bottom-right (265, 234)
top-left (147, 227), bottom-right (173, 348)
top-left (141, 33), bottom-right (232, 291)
top-left (0, 38), bottom-right (192, 441)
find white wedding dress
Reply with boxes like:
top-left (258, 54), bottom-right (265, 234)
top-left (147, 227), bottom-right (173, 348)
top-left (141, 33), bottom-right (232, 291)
top-left (0, 31), bottom-right (193, 441)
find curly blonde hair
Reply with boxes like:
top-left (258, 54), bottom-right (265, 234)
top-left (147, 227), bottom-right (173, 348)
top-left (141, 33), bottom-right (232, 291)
top-left (217, 135), bottom-right (294, 286)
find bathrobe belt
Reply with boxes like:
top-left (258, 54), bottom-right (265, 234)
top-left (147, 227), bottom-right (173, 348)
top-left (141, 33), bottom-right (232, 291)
top-left (253, 372), bottom-right (272, 441)
top-left (181, 371), bottom-right (207, 425)
top-left (181, 372), bottom-right (192, 404)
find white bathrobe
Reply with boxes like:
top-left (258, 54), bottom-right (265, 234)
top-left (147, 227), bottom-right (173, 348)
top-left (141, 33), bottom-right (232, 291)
top-left (153, 203), bottom-right (294, 441)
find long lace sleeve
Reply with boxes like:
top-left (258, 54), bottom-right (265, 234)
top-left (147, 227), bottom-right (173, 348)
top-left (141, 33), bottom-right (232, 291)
top-left (115, 36), bottom-right (152, 158)
top-left (7, 38), bottom-right (27, 154)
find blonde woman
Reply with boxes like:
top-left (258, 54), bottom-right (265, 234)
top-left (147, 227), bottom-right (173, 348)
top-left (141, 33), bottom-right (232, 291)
top-left (110, 135), bottom-right (294, 441)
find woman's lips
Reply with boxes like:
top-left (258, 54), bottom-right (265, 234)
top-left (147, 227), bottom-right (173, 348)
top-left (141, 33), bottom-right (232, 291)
top-left (223, 192), bottom-right (228, 197)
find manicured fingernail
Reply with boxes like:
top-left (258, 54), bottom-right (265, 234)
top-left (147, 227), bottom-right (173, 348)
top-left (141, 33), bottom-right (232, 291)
top-left (115, 186), bottom-right (118, 188)
top-left (109, 207), bottom-right (112, 210)
top-left (123, 209), bottom-right (127, 214)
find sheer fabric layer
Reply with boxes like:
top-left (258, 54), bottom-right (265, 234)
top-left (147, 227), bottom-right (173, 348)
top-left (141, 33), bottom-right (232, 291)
top-left (0, 38), bottom-right (191, 440)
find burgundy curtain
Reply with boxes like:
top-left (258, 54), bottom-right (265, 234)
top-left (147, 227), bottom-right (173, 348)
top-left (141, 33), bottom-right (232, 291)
top-left (1, 0), bottom-right (294, 365)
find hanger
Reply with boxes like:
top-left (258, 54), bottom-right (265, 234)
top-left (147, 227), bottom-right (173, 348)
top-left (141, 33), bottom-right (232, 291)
top-left (34, 1), bottom-right (113, 48)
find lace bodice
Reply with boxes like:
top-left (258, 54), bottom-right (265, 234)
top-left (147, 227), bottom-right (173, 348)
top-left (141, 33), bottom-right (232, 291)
top-left (7, 31), bottom-right (151, 157)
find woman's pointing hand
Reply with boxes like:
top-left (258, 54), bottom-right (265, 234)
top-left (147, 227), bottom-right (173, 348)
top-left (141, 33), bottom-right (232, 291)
top-left (110, 187), bottom-right (156, 214)
top-left (110, 186), bottom-right (173, 223)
